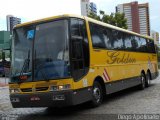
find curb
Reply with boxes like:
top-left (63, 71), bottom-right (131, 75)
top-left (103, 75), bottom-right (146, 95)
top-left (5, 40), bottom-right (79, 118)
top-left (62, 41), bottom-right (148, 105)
top-left (0, 86), bottom-right (8, 90)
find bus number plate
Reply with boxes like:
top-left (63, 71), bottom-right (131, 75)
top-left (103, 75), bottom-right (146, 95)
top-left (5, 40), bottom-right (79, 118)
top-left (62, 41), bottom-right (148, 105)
top-left (30, 96), bottom-right (40, 101)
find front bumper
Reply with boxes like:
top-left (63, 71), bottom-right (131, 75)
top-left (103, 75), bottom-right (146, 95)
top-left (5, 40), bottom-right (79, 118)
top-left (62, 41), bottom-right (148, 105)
top-left (10, 88), bottom-right (92, 108)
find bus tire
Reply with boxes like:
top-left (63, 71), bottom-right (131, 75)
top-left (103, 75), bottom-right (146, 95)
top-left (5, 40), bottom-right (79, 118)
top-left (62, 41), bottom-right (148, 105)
top-left (90, 81), bottom-right (103, 107)
top-left (146, 72), bottom-right (151, 87)
top-left (139, 73), bottom-right (146, 90)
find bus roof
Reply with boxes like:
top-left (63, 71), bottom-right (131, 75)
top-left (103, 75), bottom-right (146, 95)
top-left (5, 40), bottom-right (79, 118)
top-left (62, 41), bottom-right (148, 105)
top-left (15, 14), bottom-right (153, 40)
top-left (15, 14), bottom-right (84, 28)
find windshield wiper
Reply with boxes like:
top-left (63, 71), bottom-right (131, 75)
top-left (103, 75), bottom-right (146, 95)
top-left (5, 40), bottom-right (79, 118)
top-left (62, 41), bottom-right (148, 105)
top-left (21, 50), bottom-right (30, 73)
top-left (18, 50), bottom-right (30, 82)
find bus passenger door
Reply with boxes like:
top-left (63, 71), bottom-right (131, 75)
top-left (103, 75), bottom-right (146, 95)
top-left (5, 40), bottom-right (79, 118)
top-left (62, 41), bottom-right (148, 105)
top-left (70, 18), bottom-right (89, 81)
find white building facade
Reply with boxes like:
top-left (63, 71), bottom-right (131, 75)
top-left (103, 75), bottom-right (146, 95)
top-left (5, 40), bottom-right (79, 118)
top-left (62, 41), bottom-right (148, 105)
top-left (6, 15), bottom-right (21, 34)
top-left (151, 30), bottom-right (159, 45)
top-left (116, 1), bottom-right (150, 36)
top-left (81, 0), bottom-right (97, 16)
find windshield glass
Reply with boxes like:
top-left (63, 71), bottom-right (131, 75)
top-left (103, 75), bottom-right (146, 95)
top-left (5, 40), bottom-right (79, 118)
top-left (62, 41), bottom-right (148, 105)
top-left (12, 27), bottom-right (33, 82)
top-left (34, 20), bottom-right (70, 81)
top-left (11, 19), bottom-right (70, 82)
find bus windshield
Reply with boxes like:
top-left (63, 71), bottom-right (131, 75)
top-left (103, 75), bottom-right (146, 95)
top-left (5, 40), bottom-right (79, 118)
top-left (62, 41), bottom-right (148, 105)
top-left (11, 19), bottom-right (70, 82)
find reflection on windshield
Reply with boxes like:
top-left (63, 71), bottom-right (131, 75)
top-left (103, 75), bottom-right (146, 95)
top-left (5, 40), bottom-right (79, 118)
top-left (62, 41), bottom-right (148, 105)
top-left (11, 19), bottom-right (70, 82)
top-left (34, 60), bottom-right (69, 80)
top-left (20, 50), bottom-right (30, 73)
top-left (12, 27), bottom-right (33, 82)
top-left (34, 20), bottom-right (70, 81)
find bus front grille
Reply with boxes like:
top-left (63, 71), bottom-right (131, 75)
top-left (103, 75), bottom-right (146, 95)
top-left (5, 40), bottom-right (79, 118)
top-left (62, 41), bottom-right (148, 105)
top-left (21, 87), bottom-right (49, 92)
top-left (21, 88), bottom-right (32, 92)
top-left (36, 87), bottom-right (49, 91)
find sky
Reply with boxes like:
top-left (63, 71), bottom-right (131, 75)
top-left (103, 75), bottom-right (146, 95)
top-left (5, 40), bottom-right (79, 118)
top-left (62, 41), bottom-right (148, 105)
top-left (0, 0), bottom-right (159, 34)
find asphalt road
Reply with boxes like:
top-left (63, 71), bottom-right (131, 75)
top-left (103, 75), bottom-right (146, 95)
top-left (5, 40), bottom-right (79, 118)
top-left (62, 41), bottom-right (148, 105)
top-left (0, 75), bottom-right (160, 120)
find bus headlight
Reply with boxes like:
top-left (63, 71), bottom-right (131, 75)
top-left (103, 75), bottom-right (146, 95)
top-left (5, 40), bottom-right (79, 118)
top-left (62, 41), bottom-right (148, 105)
top-left (9, 88), bottom-right (20, 94)
top-left (58, 84), bottom-right (71, 90)
top-left (50, 84), bottom-right (71, 91)
top-left (50, 86), bottom-right (58, 91)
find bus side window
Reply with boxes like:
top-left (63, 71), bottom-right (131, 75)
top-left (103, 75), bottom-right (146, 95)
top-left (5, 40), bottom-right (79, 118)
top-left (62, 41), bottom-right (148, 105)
top-left (111, 30), bottom-right (124, 50)
top-left (132, 36), bottom-right (141, 51)
top-left (89, 23), bottom-right (106, 48)
top-left (139, 37), bottom-right (147, 52)
top-left (124, 33), bottom-right (132, 51)
top-left (147, 39), bottom-right (156, 53)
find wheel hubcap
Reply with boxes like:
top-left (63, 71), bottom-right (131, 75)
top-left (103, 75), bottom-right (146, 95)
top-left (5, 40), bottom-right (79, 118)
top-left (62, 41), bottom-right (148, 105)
top-left (147, 76), bottom-right (150, 85)
top-left (93, 87), bottom-right (101, 103)
top-left (142, 76), bottom-right (145, 87)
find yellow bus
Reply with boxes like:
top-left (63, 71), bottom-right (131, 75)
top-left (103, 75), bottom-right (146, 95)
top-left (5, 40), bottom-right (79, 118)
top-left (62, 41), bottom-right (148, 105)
top-left (9, 14), bottom-right (158, 108)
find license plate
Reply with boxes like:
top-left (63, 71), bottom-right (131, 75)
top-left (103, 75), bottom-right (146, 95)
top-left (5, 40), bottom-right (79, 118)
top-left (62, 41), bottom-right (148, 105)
top-left (30, 96), bottom-right (40, 101)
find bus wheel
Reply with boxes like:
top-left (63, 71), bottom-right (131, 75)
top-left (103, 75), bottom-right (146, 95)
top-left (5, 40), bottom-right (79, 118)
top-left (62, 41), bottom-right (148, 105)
top-left (90, 81), bottom-right (103, 107)
top-left (139, 73), bottom-right (146, 90)
top-left (146, 72), bottom-right (151, 87)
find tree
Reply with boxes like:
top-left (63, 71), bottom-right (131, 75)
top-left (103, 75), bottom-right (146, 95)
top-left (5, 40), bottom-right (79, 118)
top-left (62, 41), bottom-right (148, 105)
top-left (88, 11), bottom-right (128, 29)
top-left (114, 12), bottom-right (128, 29)
top-left (99, 10), bottom-right (105, 16)
top-left (88, 12), bottom-right (100, 21)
